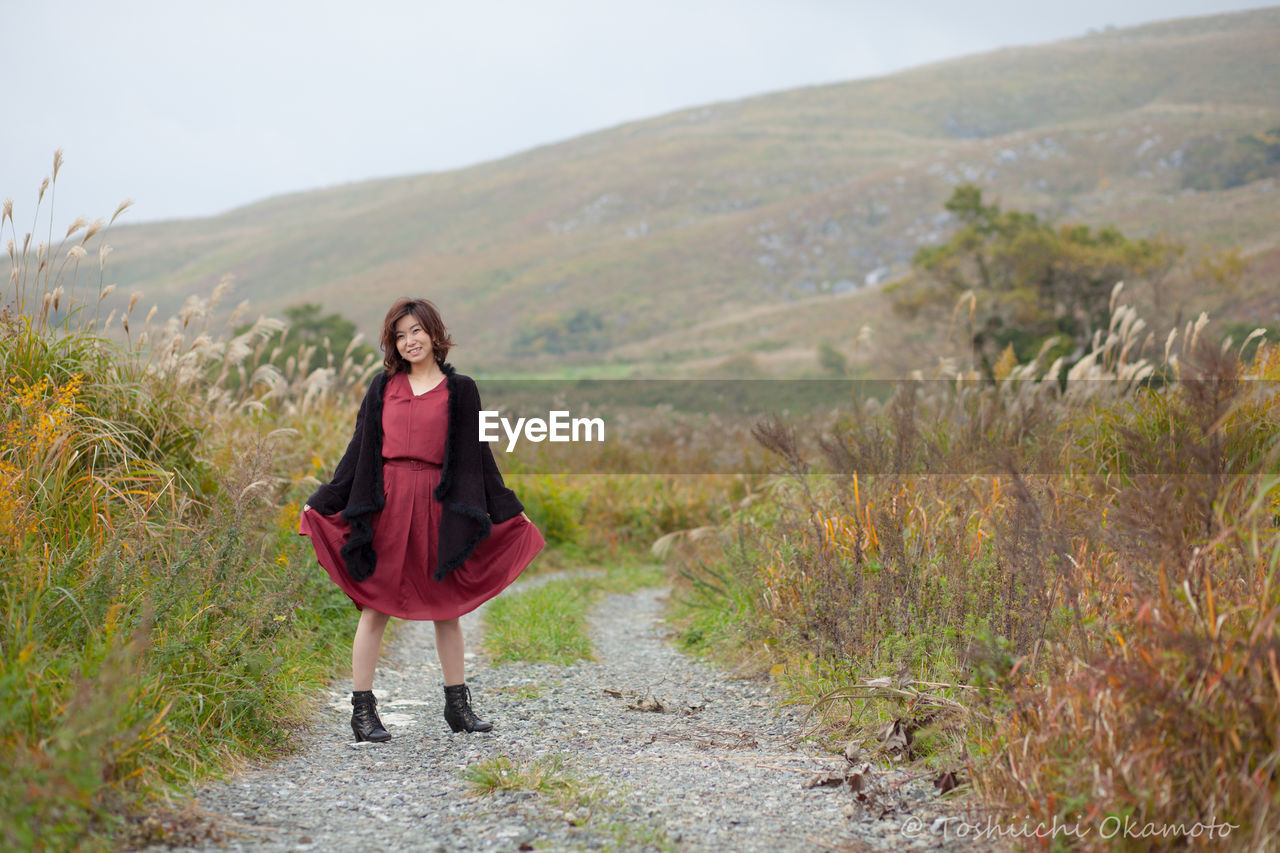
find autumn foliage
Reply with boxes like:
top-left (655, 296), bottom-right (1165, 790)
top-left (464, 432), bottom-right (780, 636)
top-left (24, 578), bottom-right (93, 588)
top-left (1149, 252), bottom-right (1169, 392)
top-left (666, 284), bottom-right (1279, 847)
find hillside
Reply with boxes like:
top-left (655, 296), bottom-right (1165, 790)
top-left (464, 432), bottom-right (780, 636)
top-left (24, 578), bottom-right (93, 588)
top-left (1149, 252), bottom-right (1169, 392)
top-left (48, 7), bottom-right (1280, 377)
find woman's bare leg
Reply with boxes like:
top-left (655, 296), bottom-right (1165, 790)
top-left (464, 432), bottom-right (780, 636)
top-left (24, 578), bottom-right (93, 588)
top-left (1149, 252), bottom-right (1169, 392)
top-left (433, 618), bottom-right (465, 685)
top-left (352, 607), bottom-right (391, 691)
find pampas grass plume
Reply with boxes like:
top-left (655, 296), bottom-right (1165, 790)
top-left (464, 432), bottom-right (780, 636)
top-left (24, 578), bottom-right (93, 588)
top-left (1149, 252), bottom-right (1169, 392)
top-left (209, 279), bottom-right (231, 311)
top-left (110, 200), bottom-right (134, 225)
top-left (65, 217), bottom-right (88, 238)
top-left (227, 299), bottom-right (250, 329)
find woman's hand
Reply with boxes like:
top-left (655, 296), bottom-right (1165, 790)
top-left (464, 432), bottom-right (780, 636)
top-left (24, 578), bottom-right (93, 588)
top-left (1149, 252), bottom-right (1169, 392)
top-left (303, 504), bottom-right (312, 512)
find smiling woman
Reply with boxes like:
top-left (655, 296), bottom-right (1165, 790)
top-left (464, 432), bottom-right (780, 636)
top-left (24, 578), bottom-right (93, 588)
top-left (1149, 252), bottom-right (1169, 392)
top-left (299, 297), bottom-right (544, 741)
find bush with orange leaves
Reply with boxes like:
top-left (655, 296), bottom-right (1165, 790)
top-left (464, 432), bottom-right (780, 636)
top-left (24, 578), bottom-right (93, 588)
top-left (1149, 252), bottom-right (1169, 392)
top-left (0, 375), bottom-right (83, 549)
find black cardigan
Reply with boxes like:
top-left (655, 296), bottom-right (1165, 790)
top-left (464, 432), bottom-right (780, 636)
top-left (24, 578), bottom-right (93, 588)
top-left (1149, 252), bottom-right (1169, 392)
top-left (305, 363), bottom-right (524, 582)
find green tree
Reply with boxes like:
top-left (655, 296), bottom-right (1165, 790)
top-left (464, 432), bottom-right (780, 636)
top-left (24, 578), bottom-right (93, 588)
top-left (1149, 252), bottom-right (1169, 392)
top-left (1182, 127), bottom-right (1280, 191)
top-left (817, 341), bottom-right (848, 376)
top-left (511, 308), bottom-right (607, 356)
top-left (891, 185), bottom-right (1182, 374)
top-left (237, 302), bottom-right (376, 376)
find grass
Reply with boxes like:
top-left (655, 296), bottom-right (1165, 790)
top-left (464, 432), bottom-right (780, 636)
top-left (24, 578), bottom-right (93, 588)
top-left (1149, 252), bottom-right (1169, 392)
top-left (483, 578), bottom-right (597, 664)
top-left (462, 753), bottom-right (674, 851)
top-left (0, 161), bottom-right (380, 850)
top-left (658, 290), bottom-right (1280, 845)
top-left (482, 561), bottom-right (668, 665)
top-left (492, 683), bottom-right (544, 700)
top-left (463, 753), bottom-right (581, 798)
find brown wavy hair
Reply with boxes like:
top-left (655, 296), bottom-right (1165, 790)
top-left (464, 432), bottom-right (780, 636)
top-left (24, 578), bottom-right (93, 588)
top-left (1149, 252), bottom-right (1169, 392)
top-left (380, 298), bottom-right (454, 374)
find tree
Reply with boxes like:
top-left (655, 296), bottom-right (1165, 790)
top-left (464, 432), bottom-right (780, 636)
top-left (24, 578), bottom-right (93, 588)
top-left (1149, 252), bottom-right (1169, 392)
top-left (1182, 127), bottom-right (1280, 191)
top-left (890, 185), bottom-right (1182, 375)
top-left (510, 308), bottom-right (608, 355)
top-left (237, 302), bottom-right (376, 376)
top-left (817, 341), bottom-right (848, 376)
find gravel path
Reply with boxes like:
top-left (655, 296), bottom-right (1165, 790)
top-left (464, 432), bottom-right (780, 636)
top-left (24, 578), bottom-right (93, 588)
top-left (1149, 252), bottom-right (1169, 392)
top-left (144, 578), bottom-right (986, 852)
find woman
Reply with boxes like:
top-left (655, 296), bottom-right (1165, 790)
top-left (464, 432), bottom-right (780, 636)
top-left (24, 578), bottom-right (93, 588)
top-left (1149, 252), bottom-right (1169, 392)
top-left (300, 297), bottom-right (543, 742)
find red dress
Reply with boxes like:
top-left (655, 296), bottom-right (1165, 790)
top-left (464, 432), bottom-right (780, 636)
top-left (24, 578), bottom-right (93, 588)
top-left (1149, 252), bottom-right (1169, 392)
top-left (299, 372), bottom-right (544, 620)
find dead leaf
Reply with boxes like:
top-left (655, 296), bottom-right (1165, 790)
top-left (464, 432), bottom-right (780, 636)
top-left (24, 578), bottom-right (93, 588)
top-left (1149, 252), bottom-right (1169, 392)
top-left (802, 762), bottom-right (871, 792)
top-left (803, 771), bottom-right (849, 789)
top-left (847, 765), bottom-right (871, 793)
top-left (879, 719), bottom-right (914, 759)
top-left (933, 770), bottom-right (964, 793)
top-left (627, 696), bottom-right (665, 713)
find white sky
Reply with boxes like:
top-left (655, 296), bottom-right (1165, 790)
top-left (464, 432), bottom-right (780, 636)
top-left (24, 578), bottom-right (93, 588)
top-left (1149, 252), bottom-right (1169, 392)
top-left (1, 0), bottom-right (1273, 226)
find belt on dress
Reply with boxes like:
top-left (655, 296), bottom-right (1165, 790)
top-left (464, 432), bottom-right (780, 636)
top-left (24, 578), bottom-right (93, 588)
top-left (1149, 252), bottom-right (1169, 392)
top-left (383, 458), bottom-right (442, 471)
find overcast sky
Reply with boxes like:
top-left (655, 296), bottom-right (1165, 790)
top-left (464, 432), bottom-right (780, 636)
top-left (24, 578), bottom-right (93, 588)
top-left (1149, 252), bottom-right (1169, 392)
top-left (1, 0), bottom-right (1272, 228)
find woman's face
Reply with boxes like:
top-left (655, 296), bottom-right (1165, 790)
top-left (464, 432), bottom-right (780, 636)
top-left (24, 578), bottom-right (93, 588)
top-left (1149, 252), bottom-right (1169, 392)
top-left (394, 313), bottom-right (434, 368)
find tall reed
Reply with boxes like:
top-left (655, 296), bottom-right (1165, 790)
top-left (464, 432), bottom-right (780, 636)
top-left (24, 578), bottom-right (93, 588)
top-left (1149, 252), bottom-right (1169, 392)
top-left (662, 284), bottom-right (1280, 844)
top-left (1, 155), bottom-right (377, 850)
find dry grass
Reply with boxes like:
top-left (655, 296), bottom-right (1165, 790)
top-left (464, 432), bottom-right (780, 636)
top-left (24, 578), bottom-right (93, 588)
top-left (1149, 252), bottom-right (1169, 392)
top-left (662, 287), bottom-right (1280, 843)
top-left (0, 156), bottom-right (381, 849)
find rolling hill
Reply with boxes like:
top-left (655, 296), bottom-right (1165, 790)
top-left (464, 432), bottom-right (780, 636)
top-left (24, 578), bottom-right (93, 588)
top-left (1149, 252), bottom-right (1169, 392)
top-left (31, 7), bottom-right (1280, 377)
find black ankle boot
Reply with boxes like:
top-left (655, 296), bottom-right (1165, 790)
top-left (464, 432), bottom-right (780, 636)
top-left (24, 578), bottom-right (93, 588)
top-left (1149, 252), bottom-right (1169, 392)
top-left (443, 683), bottom-right (493, 733)
top-left (351, 690), bottom-right (391, 742)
